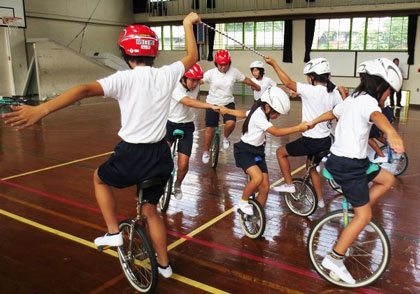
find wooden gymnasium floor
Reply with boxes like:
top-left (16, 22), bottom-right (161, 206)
top-left (1, 96), bottom-right (419, 294)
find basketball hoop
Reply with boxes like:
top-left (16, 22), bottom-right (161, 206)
top-left (1, 16), bottom-right (23, 36)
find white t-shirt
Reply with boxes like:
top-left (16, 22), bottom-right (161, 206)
top-left (203, 67), bottom-right (245, 105)
top-left (241, 107), bottom-right (273, 147)
top-left (297, 82), bottom-right (343, 138)
top-left (98, 61), bottom-right (184, 143)
top-left (251, 76), bottom-right (277, 100)
top-left (168, 82), bottom-right (199, 123)
top-left (330, 93), bottom-right (381, 159)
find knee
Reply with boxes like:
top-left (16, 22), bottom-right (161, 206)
top-left (251, 174), bottom-right (264, 186)
top-left (355, 211), bottom-right (372, 225)
top-left (276, 147), bottom-right (287, 158)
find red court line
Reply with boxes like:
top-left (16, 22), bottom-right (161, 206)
top-left (0, 178), bottom-right (382, 294)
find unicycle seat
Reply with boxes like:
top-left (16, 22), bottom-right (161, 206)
top-left (322, 163), bottom-right (380, 181)
top-left (312, 150), bottom-right (330, 166)
top-left (173, 129), bottom-right (184, 140)
top-left (137, 178), bottom-right (163, 190)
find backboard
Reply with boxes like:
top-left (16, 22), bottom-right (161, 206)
top-left (0, 0), bottom-right (26, 28)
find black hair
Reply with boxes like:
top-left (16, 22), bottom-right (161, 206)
top-left (120, 48), bottom-right (155, 68)
top-left (180, 76), bottom-right (189, 90)
top-left (393, 58), bottom-right (399, 63)
top-left (214, 61), bottom-right (232, 67)
top-left (250, 67), bottom-right (265, 78)
top-left (307, 73), bottom-right (336, 93)
top-left (242, 99), bottom-right (271, 134)
top-left (353, 73), bottom-right (390, 101)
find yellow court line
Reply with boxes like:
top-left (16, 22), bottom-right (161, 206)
top-left (0, 208), bottom-right (230, 294)
top-left (1, 152), bottom-right (113, 181)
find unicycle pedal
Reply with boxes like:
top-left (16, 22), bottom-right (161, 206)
top-left (97, 245), bottom-right (111, 252)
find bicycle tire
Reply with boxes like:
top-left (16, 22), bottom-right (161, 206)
top-left (238, 198), bottom-right (266, 239)
top-left (307, 210), bottom-right (391, 288)
top-left (327, 178), bottom-right (343, 194)
top-left (375, 145), bottom-right (408, 176)
top-left (118, 220), bottom-right (158, 293)
top-left (211, 133), bottom-right (220, 169)
top-left (284, 178), bottom-right (318, 216)
top-left (159, 175), bottom-right (173, 212)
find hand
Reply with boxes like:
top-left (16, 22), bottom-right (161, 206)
top-left (183, 12), bottom-right (201, 25)
top-left (388, 132), bottom-right (405, 153)
top-left (255, 85), bottom-right (261, 92)
top-left (289, 90), bottom-right (300, 98)
top-left (298, 121), bottom-right (309, 132)
top-left (219, 106), bottom-right (229, 116)
top-left (305, 121), bottom-right (315, 130)
top-left (264, 56), bottom-right (277, 67)
top-left (211, 105), bottom-right (220, 112)
top-left (2, 105), bottom-right (47, 131)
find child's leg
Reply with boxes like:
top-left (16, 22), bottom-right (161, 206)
top-left (334, 204), bottom-right (372, 255)
top-left (309, 158), bottom-right (323, 201)
top-left (176, 153), bottom-right (190, 185)
top-left (369, 169), bottom-right (394, 206)
top-left (257, 173), bottom-right (270, 207)
top-left (142, 203), bottom-right (169, 266)
top-left (93, 169), bottom-right (119, 234)
top-left (276, 146), bottom-right (293, 185)
top-left (243, 166), bottom-right (263, 201)
top-left (203, 127), bottom-right (215, 151)
top-left (223, 120), bottom-right (236, 138)
top-left (369, 138), bottom-right (385, 157)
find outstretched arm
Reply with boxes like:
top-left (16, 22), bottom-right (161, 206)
top-left (370, 111), bottom-right (404, 153)
top-left (266, 121), bottom-right (308, 137)
top-left (180, 12), bottom-right (201, 72)
top-left (180, 97), bottom-right (219, 111)
top-left (2, 82), bottom-right (104, 130)
top-left (243, 77), bottom-right (261, 91)
top-left (306, 110), bottom-right (336, 129)
top-left (219, 106), bottom-right (247, 118)
top-left (265, 56), bottom-right (297, 92)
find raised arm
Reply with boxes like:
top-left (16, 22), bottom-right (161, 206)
top-left (2, 82), bottom-right (103, 130)
top-left (370, 111), bottom-right (404, 153)
top-left (242, 77), bottom-right (261, 91)
top-left (265, 56), bottom-right (297, 92)
top-left (180, 97), bottom-right (219, 111)
top-left (219, 106), bottom-right (247, 118)
top-left (266, 121), bottom-right (308, 137)
top-left (180, 12), bottom-right (201, 72)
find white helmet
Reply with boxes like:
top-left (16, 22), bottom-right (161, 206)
top-left (303, 58), bottom-right (331, 75)
top-left (357, 58), bottom-right (402, 91)
top-left (250, 60), bottom-right (264, 69)
top-left (260, 87), bottom-right (290, 115)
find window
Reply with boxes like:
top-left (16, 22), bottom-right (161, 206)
top-left (162, 25), bottom-right (171, 51)
top-left (171, 25), bottom-right (185, 50)
top-left (256, 21), bottom-right (285, 49)
top-left (312, 16), bottom-right (408, 51)
top-left (150, 26), bottom-right (163, 50)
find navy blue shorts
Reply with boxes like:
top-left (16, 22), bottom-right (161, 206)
top-left (325, 153), bottom-right (381, 207)
top-left (234, 140), bottom-right (268, 174)
top-left (205, 102), bottom-right (236, 127)
top-left (165, 121), bottom-right (195, 157)
top-left (98, 139), bottom-right (173, 205)
top-left (285, 136), bottom-right (332, 160)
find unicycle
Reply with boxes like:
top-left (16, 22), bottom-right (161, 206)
top-left (238, 156), bottom-right (266, 239)
top-left (238, 194), bottom-right (266, 239)
top-left (159, 129), bottom-right (184, 212)
top-left (210, 124), bottom-right (221, 169)
top-left (307, 166), bottom-right (391, 287)
top-left (373, 141), bottom-right (408, 176)
top-left (283, 150), bottom-right (329, 216)
top-left (97, 178), bottom-right (160, 293)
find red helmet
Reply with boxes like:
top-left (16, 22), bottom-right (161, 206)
top-left (118, 25), bottom-right (159, 57)
top-left (185, 64), bottom-right (203, 80)
top-left (215, 49), bottom-right (231, 65)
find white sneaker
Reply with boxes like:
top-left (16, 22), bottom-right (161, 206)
top-left (94, 232), bottom-right (123, 247)
top-left (174, 184), bottom-right (183, 200)
top-left (373, 155), bottom-right (388, 164)
top-left (223, 137), bottom-right (230, 149)
top-left (318, 199), bottom-right (325, 208)
top-left (273, 183), bottom-right (296, 193)
top-left (202, 151), bottom-right (210, 164)
top-left (321, 255), bottom-right (356, 284)
top-left (238, 200), bottom-right (254, 215)
top-left (158, 263), bottom-right (173, 278)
